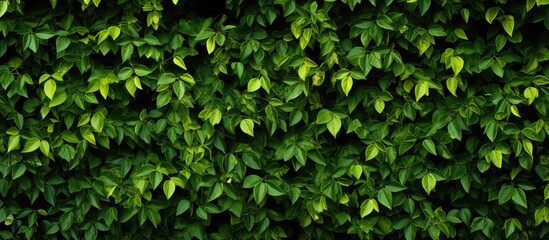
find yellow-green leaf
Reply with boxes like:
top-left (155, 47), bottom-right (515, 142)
top-left (422, 173), bottom-right (437, 195)
top-left (240, 119), bottom-right (254, 137)
top-left (247, 78), bottom-right (261, 92)
top-left (21, 138), bottom-right (41, 153)
top-left (502, 15), bottom-right (514, 36)
top-left (341, 76), bottom-right (353, 96)
top-left (163, 180), bottom-right (176, 199)
top-left (7, 135), bottom-right (20, 153)
top-left (44, 79), bottom-right (57, 100)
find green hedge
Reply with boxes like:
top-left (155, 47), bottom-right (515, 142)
top-left (1, 0), bottom-right (549, 239)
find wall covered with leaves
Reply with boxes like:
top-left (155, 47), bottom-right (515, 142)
top-left (1, 0), bottom-right (549, 239)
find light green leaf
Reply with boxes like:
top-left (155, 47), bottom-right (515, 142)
top-left (49, 92), bottom-right (67, 107)
top-left (374, 99), bottom-right (385, 113)
top-left (422, 139), bottom-right (437, 155)
top-left (326, 116), bottom-right (342, 137)
top-left (360, 199), bottom-right (379, 217)
top-left (365, 144), bottom-right (379, 160)
top-left (0, 2), bottom-right (8, 18)
top-left (7, 135), bottom-right (20, 153)
top-left (91, 112), bottom-right (105, 132)
top-left (108, 26), bottom-right (121, 40)
top-left (247, 78), bottom-right (261, 92)
top-left (415, 82), bottom-right (428, 102)
top-left (450, 56), bottom-right (464, 75)
top-left (173, 81), bottom-right (185, 100)
top-left (206, 36), bottom-right (216, 54)
top-left (44, 79), bottom-right (57, 100)
top-left (316, 109), bottom-right (333, 124)
top-left (156, 90), bottom-right (172, 108)
top-left (173, 56), bottom-right (187, 70)
top-left (298, 64), bottom-right (309, 81)
top-left (523, 87), bottom-right (538, 105)
top-left (240, 119), bottom-right (254, 137)
top-left (163, 180), bottom-right (176, 199)
top-left (341, 76), bottom-right (353, 96)
top-left (40, 140), bottom-right (50, 156)
top-left (490, 149), bottom-right (503, 168)
top-left (21, 138), bottom-right (41, 153)
top-left (422, 173), bottom-right (437, 195)
top-left (446, 77), bottom-right (458, 97)
top-left (181, 73), bottom-right (195, 85)
top-left (502, 15), bottom-right (514, 36)
top-left (158, 73), bottom-right (177, 85)
top-left (485, 7), bottom-right (499, 24)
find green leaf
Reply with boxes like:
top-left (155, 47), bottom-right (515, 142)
top-left (523, 87), bottom-right (538, 105)
top-left (422, 173), bottom-right (437, 195)
top-left (485, 7), bottom-right (499, 24)
top-left (44, 79), bottom-right (57, 100)
top-left (537, 0), bottom-right (549, 5)
top-left (163, 180), bottom-right (176, 199)
top-left (350, 165), bottom-right (362, 179)
top-left (365, 144), bottom-right (379, 160)
top-left (377, 188), bottom-right (393, 210)
top-left (176, 200), bottom-right (190, 216)
top-left (156, 90), bottom-right (172, 109)
top-left (172, 81), bottom-right (185, 100)
top-left (12, 163), bottom-right (27, 179)
top-left (489, 149), bottom-right (503, 168)
top-left (7, 135), bottom-right (20, 153)
top-left (419, 0), bottom-right (431, 16)
top-left (512, 188), bottom-right (528, 208)
top-left (341, 76), bottom-right (353, 96)
top-left (158, 73), bottom-right (177, 85)
top-left (446, 77), bottom-right (458, 97)
top-left (240, 119), bottom-right (254, 137)
top-left (374, 99), bottom-right (385, 114)
top-left (207, 183), bottom-right (223, 202)
top-left (360, 199), bottom-right (379, 217)
top-left (173, 56), bottom-right (187, 70)
top-left (108, 26), bottom-right (121, 40)
top-left (502, 15), bottom-right (514, 36)
top-left (316, 109), bottom-right (333, 124)
top-left (247, 78), bottom-right (261, 92)
top-left (450, 56), bottom-right (464, 75)
top-left (21, 138), bottom-right (41, 153)
top-left (422, 139), bottom-right (437, 155)
top-left (206, 36), bottom-right (216, 54)
top-left (376, 15), bottom-right (394, 30)
top-left (326, 116), bottom-right (342, 137)
top-left (49, 92), bottom-right (67, 107)
top-left (0, 1), bottom-right (8, 18)
top-left (498, 185), bottom-right (514, 205)
top-left (181, 73), bottom-right (195, 85)
top-left (40, 140), bottom-right (50, 156)
top-left (91, 112), bottom-right (105, 132)
top-left (56, 36), bottom-right (70, 53)
top-left (243, 175), bottom-right (262, 188)
top-left (485, 121), bottom-right (498, 142)
top-left (253, 182), bottom-right (267, 204)
top-left (415, 82), bottom-right (428, 102)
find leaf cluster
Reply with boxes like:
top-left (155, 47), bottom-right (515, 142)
top-left (1, 0), bottom-right (549, 239)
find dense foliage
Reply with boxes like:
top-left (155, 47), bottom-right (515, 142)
top-left (2, 0), bottom-right (549, 239)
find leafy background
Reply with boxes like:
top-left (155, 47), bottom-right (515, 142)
top-left (1, 0), bottom-right (549, 239)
